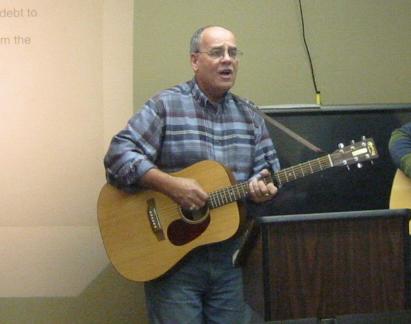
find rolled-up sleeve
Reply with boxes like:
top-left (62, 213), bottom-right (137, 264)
top-left (104, 100), bottom-right (164, 191)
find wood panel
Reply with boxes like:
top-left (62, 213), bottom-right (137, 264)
top-left (244, 216), bottom-right (408, 321)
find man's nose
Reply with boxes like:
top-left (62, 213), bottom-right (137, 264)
top-left (221, 49), bottom-right (233, 61)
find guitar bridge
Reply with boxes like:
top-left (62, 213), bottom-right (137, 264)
top-left (147, 198), bottom-right (164, 240)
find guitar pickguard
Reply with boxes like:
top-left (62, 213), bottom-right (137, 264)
top-left (168, 217), bottom-right (210, 246)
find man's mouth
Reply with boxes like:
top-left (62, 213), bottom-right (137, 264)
top-left (218, 68), bottom-right (233, 78)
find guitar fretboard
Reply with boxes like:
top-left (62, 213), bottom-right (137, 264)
top-left (208, 154), bottom-right (332, 209)
top-left (273, 155), bottom-right (332, 186)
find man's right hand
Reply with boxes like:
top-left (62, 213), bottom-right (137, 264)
top-left (141, 168), bottom-right (209, 210)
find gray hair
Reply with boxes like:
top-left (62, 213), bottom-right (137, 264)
top-left (189, 26), bottom-right (210, 54)
top-left (190, 25), bottom-right (232, 54)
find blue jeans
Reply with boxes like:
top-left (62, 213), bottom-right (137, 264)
top-left (144, 238), bottom-right (252, 324)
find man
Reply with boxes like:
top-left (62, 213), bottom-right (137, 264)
top-left (104, 25), bottom-right (280, 323)
top-left (389, 122), bottom-right (411, 178)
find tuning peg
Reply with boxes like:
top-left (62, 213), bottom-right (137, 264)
top-left (346, 165), bottom-right (351, 171)
top-left (338, 143), bottom-right (345, 149)
top-left (357, 163), bottom-right (363, 168)
top-left (351, 140), bottom-right (355, 145)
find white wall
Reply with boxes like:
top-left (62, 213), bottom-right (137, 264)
top-left (0, 0), bottom-right (133, 298)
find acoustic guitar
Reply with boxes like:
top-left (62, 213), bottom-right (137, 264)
top-left (390, 169), bottom-right (411, 210)
top-left (97, 137), bottom-right (378, 282)
top-left (390, 169), bottom-right (411, 233)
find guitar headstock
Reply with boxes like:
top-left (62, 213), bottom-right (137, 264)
top-left (330, 137), bottom-right (379, 168)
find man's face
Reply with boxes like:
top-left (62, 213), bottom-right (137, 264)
top-left (191, 27), bottom-right (239, 103)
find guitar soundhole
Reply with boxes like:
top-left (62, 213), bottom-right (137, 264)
top-left (180, 204), bottom-right (209, 224)
top-left (168, 217), bottom-right (210, 246)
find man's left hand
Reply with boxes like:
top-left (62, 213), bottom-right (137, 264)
top-left (248, 169), bottom-right (278, 203)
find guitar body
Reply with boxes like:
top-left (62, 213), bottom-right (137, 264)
top-left (390, 169), bottom-right (411, 209)
top-left (97, 160), bottom-right (243, 282)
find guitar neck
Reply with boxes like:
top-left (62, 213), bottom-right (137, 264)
top-left (273, 154), bottom-right (333, 186)
top-left (208, 154), bottom-right (332, 209)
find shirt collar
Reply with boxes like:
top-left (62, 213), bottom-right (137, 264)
top-left (190, 78), bottom-right (233, 112)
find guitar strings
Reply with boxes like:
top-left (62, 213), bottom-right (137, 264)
top-left (275, 156), bottom-right (331, 185)
top-left (152, 155), bottom-right (332, 217)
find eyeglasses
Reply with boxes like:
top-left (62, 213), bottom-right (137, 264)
top-left (196, 47), bottom-right (243, 60)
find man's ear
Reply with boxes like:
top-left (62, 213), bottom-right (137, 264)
top-left (191, 53), bottom-right (199, 72)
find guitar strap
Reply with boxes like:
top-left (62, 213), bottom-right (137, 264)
top-left (252, 106), bottom-right (325, 154)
